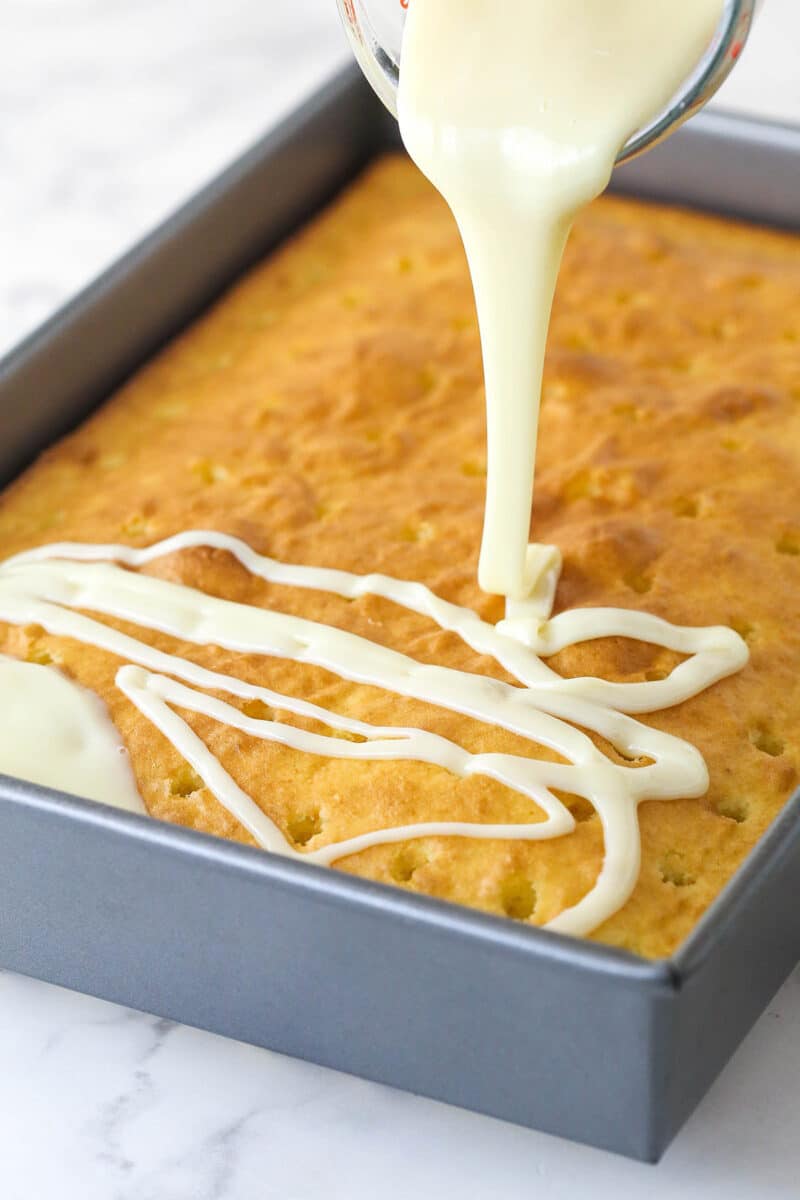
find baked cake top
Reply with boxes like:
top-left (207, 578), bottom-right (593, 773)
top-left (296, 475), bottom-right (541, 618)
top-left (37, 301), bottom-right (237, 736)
top-left (0, 155), bottom-right (798, 957)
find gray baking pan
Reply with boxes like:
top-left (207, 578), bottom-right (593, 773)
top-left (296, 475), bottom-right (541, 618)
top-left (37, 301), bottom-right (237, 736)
top-left (0, 66), bottom-right (798, 1163)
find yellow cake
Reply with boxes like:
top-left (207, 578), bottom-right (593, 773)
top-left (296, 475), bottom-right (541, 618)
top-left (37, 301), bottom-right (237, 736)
top-left (1, 154), bottom-right (798, 957)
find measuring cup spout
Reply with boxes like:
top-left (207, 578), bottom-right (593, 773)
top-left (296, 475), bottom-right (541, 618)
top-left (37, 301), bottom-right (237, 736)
top-left (336, 0), bottom-right (759, 165)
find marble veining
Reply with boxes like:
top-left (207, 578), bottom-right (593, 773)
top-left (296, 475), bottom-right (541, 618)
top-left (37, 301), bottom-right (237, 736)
top-left (0, 967), bottom-right (797, 1199)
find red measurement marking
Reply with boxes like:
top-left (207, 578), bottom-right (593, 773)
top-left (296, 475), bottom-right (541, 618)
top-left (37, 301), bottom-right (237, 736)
top-left (731, 40), bottom-right (743, 60)
top-left (400, 0), bottom-right (409, 8)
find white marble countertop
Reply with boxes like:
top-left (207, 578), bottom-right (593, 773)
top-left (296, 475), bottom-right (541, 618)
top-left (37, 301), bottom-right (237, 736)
top-left (1, 3), bottom-right (799, 1196)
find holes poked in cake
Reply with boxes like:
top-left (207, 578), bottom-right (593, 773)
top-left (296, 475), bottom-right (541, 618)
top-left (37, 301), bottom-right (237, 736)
top-left (23, 624), bottom-right (56, 667)
top-left (563, 331), bottom-right (592, 353)
top-left (608, 743), bottom-right (654, 769)
top-left (622, 567), bottom-right (652, 595)
top-left (640, 235), bottom-right (671, 265)
top-left (659, 851), bottom-right (696, 889)
top-left (499, 874), bottom-right (537, 921)
top-left (250, 395), bottom-right (285, 426)
top-left (610, 401), bottom-right (644, 422)
top-left (241, 699), bottom-right (276, 723)
top-left (351, 331), bottom-right (441, 409)
top-left (170, 764), bottom-right (204, 797)
top-left (613, 288), bottom-right (634, 307)
top-left (399, 519), bottom-right (437, 545)
top-left (749, 726), bottom-right (785, 759)
top-left (191, 458), bottom-right (230, 486)
top-left (716, 797), bottom-right (749, 824)
top-left (551, 349), bottom-right (622, 389)
top-left (672, 495), bottom-right (700, 519)
top-left (26, 645), bottom-right (53, 666)
top-left (314, 499), bottom-right (347, 523)
top-left (667, 354), bottom-right (698, 375)
top-left (776, 531), bottom-right (800, 557)
top-left (418, 365), bottom-right (439, 395)
top-left (329, 728), bottom-right (369, 745)
top-left (734, 272), bottom-right (764, 292)
top-left (708, 318), bottom-right (740, 342)
top-left (390, 845), bottom-right (428, 884)
top-left (287, 808), bottom-right (323, 847)
top-left (704, 384), bottom-right (780, 424)
top-left (644, 668), bottom-right (668, 682)
top-left (729, 617), bottom-right (756, 643)
top-left (120, 513), bottom-right (154, 539)
top-left (541, 380), bottom-right (573, 410)
top-left (563, 466), bottom-right (640, 508)
top-left (557, 792), bottom-right (595, 824)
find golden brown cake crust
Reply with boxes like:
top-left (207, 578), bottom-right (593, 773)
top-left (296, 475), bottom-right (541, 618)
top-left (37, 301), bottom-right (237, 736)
top-left (1, 155), bottom-right (799, 957)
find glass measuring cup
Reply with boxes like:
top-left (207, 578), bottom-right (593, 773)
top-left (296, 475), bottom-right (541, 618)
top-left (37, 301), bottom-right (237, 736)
top-left (336, 0), bottom-right (759, 164)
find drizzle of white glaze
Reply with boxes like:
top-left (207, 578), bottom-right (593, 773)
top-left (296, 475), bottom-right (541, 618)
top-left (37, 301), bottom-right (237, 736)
top-left (0, 653), bottom-right (144, 814)
top-left (0, 531), bottom-right (747, 935)
top-left (398, 0), bottom-right (724, 599)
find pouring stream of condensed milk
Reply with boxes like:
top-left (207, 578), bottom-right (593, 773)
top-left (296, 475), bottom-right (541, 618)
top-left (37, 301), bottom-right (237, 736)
top-left (397, 0), bottom-right (724, 600)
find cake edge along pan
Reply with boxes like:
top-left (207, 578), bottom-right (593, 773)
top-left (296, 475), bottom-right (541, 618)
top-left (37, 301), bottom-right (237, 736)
top-left (0, 66), bottom-right (798, 1163)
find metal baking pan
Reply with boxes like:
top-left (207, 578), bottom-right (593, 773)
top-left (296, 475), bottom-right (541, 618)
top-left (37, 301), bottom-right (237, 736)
top-left (1, 66), bottom-right (799, 1163)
